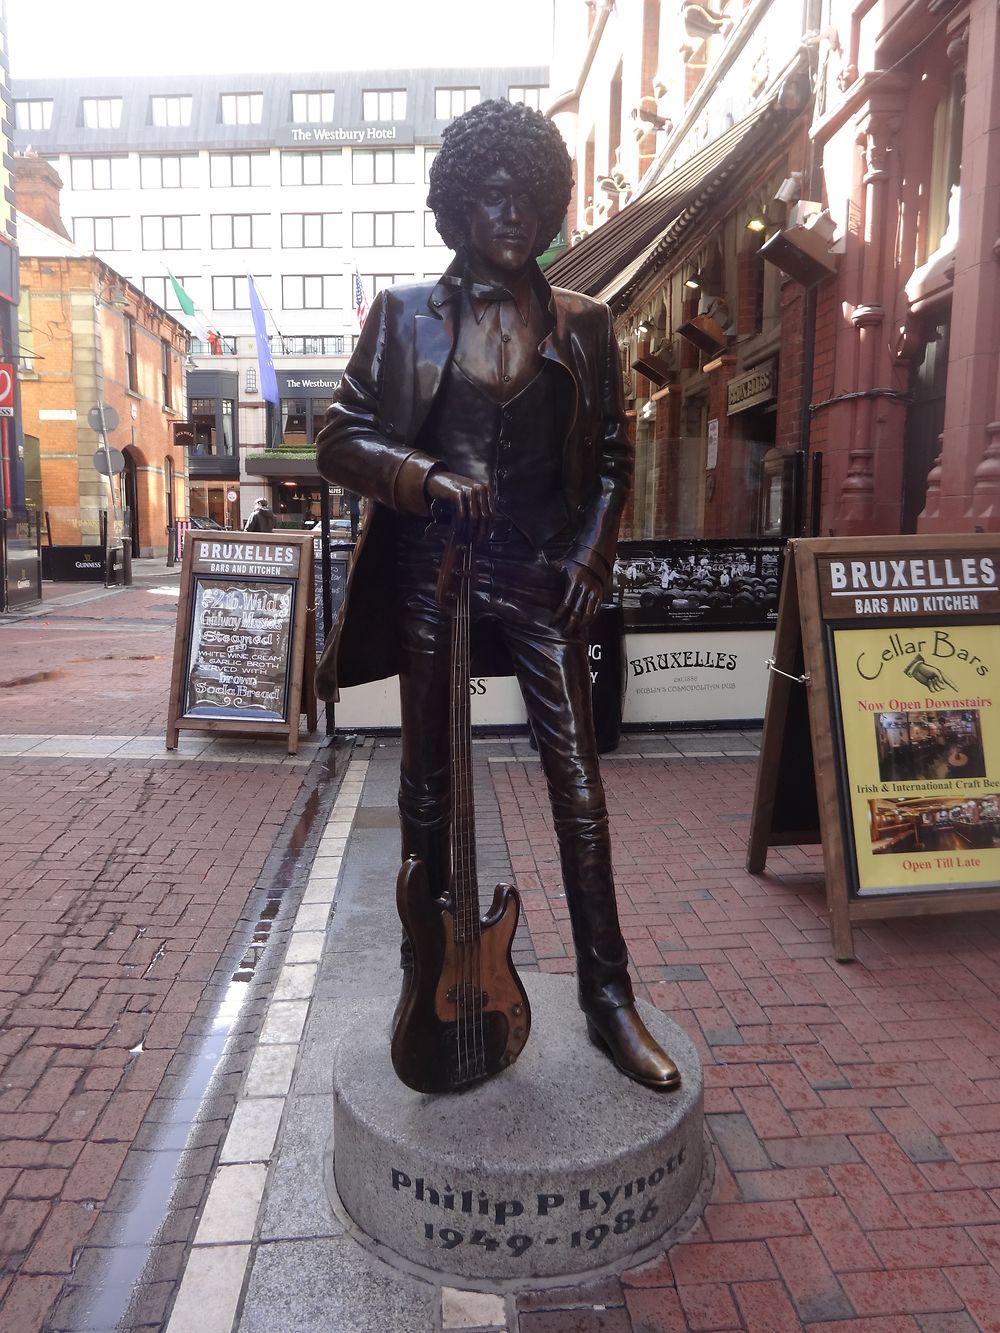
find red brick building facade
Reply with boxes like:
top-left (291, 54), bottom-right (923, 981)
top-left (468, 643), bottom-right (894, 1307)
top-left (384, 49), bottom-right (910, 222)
top-left (547, 0), bottom-right (1000, 541)
top-left (16, 157), bottom-right (188, 556)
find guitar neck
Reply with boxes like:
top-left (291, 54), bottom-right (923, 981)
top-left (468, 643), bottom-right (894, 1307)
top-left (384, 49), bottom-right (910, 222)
top-left (450, 539), bottom-right (479, 944)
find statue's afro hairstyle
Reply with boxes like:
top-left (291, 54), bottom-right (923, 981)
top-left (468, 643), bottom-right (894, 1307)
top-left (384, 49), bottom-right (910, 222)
top-left (427, 98), bottom-right (573, 257)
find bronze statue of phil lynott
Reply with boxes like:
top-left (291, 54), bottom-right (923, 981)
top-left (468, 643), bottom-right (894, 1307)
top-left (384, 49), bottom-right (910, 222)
top-left (315, 99), bottom-right (679, 1091)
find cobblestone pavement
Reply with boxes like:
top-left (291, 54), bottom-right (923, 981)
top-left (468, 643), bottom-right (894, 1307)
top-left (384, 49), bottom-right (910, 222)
top-left (0, 571), bottom-right (338, 1332)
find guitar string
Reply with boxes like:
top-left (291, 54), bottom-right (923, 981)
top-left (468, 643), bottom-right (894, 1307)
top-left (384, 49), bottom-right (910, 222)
top-left (455, 535), bottom-right (472, 1078)
top-left (464, 538), bottom-right (485, 1075)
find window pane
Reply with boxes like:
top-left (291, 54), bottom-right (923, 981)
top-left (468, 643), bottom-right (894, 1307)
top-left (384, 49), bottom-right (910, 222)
top-left (353, 214), bottom-right (374, 248)
top-left (352, 151), bottom-right (373, 185)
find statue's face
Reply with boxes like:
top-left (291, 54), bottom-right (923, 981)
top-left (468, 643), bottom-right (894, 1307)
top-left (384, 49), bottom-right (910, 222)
top-left (465, 168), bottom-right (540, 281)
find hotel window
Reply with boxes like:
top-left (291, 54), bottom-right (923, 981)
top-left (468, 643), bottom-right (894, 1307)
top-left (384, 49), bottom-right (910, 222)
top-left (211, 213), bottom-right (268, 249)
top-left (282, 335), bottom-right (345, 356)
top-left (360, 273), bottom-right (411, 298)
top-left (141, 274), bottom-right (199, 312)
top-left (82, 97), bottom-right (123, 129)
top-left (424, 212), bottom-right (447, 247)
top-left (15, 99), bottom-right (53, 131)
top-left (435, 87), bottom-right (479, 120)
top-left (212, 275), bottom-right (255, 310)
top-left (151, 95), bottom-right (192, 127)
top-left (508, 86), bottom-right (548, 111)
top-left (362, 89), bottom-right (406, 122)
top-left (281, 275), bottom-right (340, 310)
top-left (161, 340), bottom-right (173, 409)
top-left (72, 216), bottom-right (128, 251)
top-left (124, 317), bottom-right (138, 392)
top-left (351, 149), bottom-right (415, 185)
top-left (221, 93), bottom-right (263, 125)
top-left (291, 91), bottom-right (335, 123)
top-left (352, 211), bottom-right (414, 248)
top-left (209, 152), bottom-right (269, 187)
top-left (70, 156), bottom-right (128, 190)
top-left (141, 215), bottom-right (197, 249)
top-left (140, 154), bottom-right (198, 188)
top-left (281, 213), bottom-right (340, 248)
top-left (280, 150), bottom-right (342, 186)
top-left (423, 148), bottom-right (439, 183)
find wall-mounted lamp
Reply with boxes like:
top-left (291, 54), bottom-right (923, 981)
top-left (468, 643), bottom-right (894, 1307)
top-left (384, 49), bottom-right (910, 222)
top-left (637, 318), bottom-right (653, 333)
top-left (745, 209), bottom-right (767, 233)
top-left (640, 400), bottom-right (657, 421)
top-left (684, 270), bottom-right (703, 290)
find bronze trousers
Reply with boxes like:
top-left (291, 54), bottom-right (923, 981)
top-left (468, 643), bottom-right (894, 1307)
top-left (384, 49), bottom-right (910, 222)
top-left (395, 523), bottom-right (633, 1011)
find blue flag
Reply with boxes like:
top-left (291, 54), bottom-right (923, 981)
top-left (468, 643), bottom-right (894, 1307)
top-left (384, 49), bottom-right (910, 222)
top-left (247, 274), bottom-right (279, 405)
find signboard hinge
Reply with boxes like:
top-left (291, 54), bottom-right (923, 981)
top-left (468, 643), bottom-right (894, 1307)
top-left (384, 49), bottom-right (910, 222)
top-left (765, 657), bottom-right (810, 684)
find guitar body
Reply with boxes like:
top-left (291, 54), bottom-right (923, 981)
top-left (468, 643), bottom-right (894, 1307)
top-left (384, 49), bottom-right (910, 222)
top-left (391, 856), bottom-right (531, 1094)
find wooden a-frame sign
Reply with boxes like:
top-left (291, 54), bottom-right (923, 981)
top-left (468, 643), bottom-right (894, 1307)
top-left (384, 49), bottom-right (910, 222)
top-left (166, 530), bottom-right (317, 754)
top-left (748, 535), bottom-right (1000, 960)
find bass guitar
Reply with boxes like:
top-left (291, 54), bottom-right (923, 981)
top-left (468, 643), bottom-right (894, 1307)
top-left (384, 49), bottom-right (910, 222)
top-left (390, 526), bottom-right (531, 1093)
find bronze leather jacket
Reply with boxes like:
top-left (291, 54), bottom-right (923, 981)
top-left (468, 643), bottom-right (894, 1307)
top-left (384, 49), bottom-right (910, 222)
top-left (314, 258), bottom-right (632, 699)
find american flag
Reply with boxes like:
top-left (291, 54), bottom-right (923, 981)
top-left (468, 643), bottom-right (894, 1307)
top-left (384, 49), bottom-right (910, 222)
top-left (353, 271), bottom-right (369, 330)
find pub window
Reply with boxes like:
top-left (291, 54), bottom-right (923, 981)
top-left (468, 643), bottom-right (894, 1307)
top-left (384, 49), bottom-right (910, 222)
top-left (927, 70), bottom-right (965, 254)
top-left (151, 95), bottom-right (192, 128)
top-left (435, 87), bottom-right (479, 120)
top-left (362, 89), bottom-right (406, 122)
top-left (161, 339), bottom-right (173, 409)
top-left (82, 97), bottom-right (122, 129)
top-left (351, 148), bottom-right (415, 185)
top-left (124, 316), bottom-right (138, 392)
top-left (140, 154), bottom-right (198, 189)
top-left (221, 93), bottom-right (263, 125)
top-left (15, 98), bottom-right (53, 131)
top-left (70, 156), bottom-right (128, 190)
top-left (141, 214), bottom-right (197, 250)
top-left (72, 216), bottom-right (128, 251)
top-left (211, 213), bottom-right (268, 249)
top-left (291, 91), bottom-right (335, 123)
top-left (209, 152), bottom-right (269, 188)
top-left (352, 211), bottom-right (414, 248)
top-left (281, 213), bottom-right (340, 248)
top-left (280, 150), bottom-right (341, 186)
top-left (246, 366), bottom-right (258, 393)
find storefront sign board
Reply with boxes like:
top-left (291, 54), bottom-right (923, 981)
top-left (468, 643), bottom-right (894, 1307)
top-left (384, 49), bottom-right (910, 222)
top-left (166, 531), bottom-right (316, 752)
top-left (748, 535), bottom-right (1000, 960)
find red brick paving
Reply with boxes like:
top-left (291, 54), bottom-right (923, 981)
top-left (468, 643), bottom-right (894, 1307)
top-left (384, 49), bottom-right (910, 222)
top-left (0, 586), bottom-right (179, 735)
top-left (498, 757), bottom-right (1000, 1331)
top-left (0, 582), bottom-right (306, 1331)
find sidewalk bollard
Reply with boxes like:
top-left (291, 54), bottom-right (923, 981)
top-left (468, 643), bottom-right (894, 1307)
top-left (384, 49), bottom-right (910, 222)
top-left (122, 537), bottom-right (133, 586)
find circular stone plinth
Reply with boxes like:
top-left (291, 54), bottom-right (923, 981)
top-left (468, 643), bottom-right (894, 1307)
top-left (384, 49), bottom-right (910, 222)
top-left (330, 973), bottom-right (704, 1281)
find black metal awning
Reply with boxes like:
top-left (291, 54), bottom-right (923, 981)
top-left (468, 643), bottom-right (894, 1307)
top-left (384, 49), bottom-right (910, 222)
top-left (546, 98), bottom-right (789, 311)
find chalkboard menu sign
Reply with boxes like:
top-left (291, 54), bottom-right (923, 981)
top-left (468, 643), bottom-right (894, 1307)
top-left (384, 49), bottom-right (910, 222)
top-left (166, 532), bottom-right (316, 753)
top-left (748, 535), bottom-right (1000, 961)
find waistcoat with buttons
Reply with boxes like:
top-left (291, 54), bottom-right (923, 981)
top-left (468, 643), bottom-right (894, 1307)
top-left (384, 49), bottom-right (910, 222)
top-left (416, 357), bottom-right (569, 547)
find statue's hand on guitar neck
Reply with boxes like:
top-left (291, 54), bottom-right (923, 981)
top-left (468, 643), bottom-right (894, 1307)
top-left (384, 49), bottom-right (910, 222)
top-left (425, 468), bottom-right (495, 542)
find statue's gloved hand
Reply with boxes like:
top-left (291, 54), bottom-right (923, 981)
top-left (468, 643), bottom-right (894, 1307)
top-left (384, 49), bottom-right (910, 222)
top-left (425, 469), bottom-right (495, 542)
top-left (554, 560), bottom-right (603, 636)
